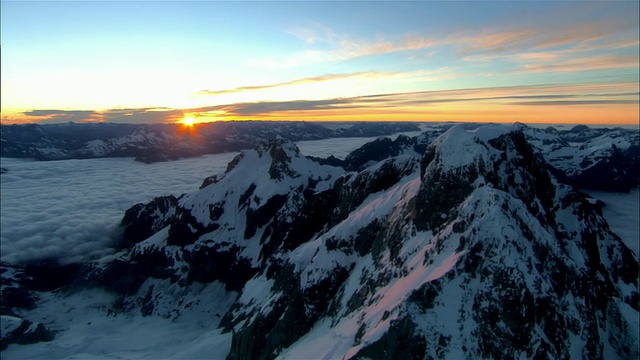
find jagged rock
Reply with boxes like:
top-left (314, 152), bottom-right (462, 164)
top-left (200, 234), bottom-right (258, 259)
top-left (89, 139), bottom-right (344, 309)
top-left (0, 315), bottom-right (55, 351)
top-left (0, 264), bottom-right (55, 351)
top-left (120, 195), bottom-right (179, 248)
top-left (1, 264), bottom-right (37, 314)
top-left (342, 135), bottom-right (416, 171)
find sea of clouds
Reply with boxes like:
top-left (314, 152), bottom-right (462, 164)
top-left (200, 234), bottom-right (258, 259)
top-left (0, 135), bottom-right (407, 265)
top-left (0, 154), bottom-right (238, 265)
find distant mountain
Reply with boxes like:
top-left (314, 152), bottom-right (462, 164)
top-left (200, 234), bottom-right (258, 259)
top-left (0, 121), bottom-right (421, 163)
top-left (518, 123), bottom-right (640, 192)
top-left (1, 123), bottom-right (638, 357)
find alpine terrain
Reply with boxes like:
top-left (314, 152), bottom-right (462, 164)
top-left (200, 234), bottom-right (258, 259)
top-left (1, 123), bottom-right (638, 358)
top-left (0, 121), bottom-right (420, 163)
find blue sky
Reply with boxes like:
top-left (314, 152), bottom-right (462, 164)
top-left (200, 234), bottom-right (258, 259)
top-left (1, 1), bottom-right (638, 124)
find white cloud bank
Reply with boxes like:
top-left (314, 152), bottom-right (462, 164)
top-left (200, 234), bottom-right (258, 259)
top-left (0, 153), bottom-right (238, 265)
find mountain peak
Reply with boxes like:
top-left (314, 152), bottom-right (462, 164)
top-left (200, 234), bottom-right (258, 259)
top-left (256, 139), bottom-right (302, 180)
top-left (416, 125), bottom-right (555, 230)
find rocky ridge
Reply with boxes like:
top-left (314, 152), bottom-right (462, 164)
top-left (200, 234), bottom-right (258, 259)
top-left (0, 121), bottom-right (421, 163)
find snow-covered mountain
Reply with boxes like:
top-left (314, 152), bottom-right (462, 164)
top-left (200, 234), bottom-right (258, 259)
top-left (1, 123), bottom-right (638, 358)
top-left (0, 121), bottom-right (421, 163)
top-left (518, 123), bottom-right (639, 192)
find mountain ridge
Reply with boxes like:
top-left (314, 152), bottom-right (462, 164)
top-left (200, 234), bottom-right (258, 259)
top-left (0, 121), bottom-right (421, 163)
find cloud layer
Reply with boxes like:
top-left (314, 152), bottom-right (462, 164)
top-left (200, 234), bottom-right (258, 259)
top-left (0, 153), bottom-right (237, 265)
top-left (7, 80), bottom-right (640, 123)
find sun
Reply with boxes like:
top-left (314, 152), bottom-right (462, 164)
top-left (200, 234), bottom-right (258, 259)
top-left (181, 116), bottom-right (197, 126)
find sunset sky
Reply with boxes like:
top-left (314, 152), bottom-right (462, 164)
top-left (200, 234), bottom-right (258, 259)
top-left (1, 1), bottom-right (638, 125)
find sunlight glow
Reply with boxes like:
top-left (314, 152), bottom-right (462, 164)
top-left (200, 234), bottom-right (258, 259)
top-left (181, 116), bottom-right (197, 126)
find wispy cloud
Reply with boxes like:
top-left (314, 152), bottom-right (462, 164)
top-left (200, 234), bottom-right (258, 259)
top-left (255, 14), bottom-right (637, 73)
top-left (20, 108), bottom-right (184, 124)
top-left (287, 22), bottom-right (440, 60)
top-left (191, 82), bottom-right (640, 117)
top-left (22, 110), bottom-right (100, 123)
top-left (10, 82), bottom-right (637, 124)
top-left (198, 71), bottom-right (392, 96)
top-left (519, 54), bottom-right (639, 73)
top-left (455, 18), bottom-right (636, 55)
top-left (201, 99), bottom-right (356, 116)
top-left (101, 108), bottom-right (184, 124)
top-left (512, 100), bottom-right (639, 106)
top-left (463, 39), bottom-right (638, 74)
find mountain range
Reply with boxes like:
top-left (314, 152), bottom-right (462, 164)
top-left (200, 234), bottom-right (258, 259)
top-left (0, 121), bottom-right (420, 163)
top-left (1, 122), bottom-right (638, 358)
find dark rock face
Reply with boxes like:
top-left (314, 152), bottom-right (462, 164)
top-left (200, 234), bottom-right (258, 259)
top-left (225, 266), bottom-right (350, 360)
top-left (120, 195), bottom-right (178, 249)
top-left (311, 131), bottom-right (440, 172)
top-left (183, 244), bottom-right (257, 291)
top-left (352, 317), bottom-right (427, 360)
top-left (20, 261), bottom-right (84, 292)
top-left (266, 140), bottom-right (299, 180)
top-left (167, 207), bottom-right (221, 246)
top-left (521, 124), bottom-right (640, 192)
top-left (1, 264), bottom-right (37, 314)
top-left (0, 317), bottom-right (55, 351)
top-left (0, 263), bottom-right (56, 350)
top-left (333, 156), bottom-right (419, 224)
top-left (560, 144), bottom-right (639, 192)
top-left (342, 135), bottom-right (416, 171)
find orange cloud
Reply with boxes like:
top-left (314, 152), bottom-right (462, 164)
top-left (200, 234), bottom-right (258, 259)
top-left (5, 82), bottom-right (637, 126)
top-left (188, 82), bottom-right (639, 125)
top-left (520, 54), bottom-right (639, 73)
top-left (265, 15), bottom-right (637, 70)
top-left (229, 101), bottom-right (637, 126)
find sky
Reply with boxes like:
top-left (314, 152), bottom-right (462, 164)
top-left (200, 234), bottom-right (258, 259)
top-left (1, 1), bottom-right (638, 125)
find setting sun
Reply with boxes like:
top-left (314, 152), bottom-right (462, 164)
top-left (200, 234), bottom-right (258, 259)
top-left (181, 116), bottom-right (197, 126)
